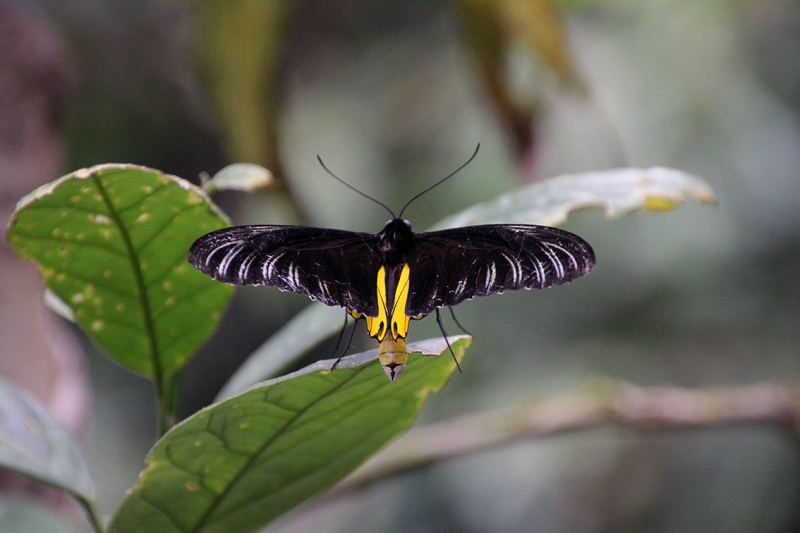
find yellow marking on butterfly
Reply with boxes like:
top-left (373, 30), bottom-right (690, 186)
top-left (344, 264), bottom-right (419, 382)
top-left (366, 266), bottom-right (389, 339)
top-left (391, 264), bottom-right (412, 340)
top-left (347, 264), bottom-right (414, 342)
top-left (367, 264), bottom-right (415, 341)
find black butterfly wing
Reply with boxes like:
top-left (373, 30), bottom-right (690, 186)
top-left (406, 224), bottom-right (595, 316)
top-left (188, 225), bottom-right (382, 316)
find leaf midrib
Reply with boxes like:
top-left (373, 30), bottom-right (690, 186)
top-left (188, 367), bottom-right (367, 533)
top-left (91, 173), bottom-right (164, 389)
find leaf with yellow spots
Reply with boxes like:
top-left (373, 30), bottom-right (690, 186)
top-left (108, 337), bottom-right (469, 533)
top-left (6, 164), bottom-right (234, 413)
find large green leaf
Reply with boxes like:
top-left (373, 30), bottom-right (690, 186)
top-left (0, 376), bottom-right (101, 530)
top-left (218, 166), bottom-right (716, 399)
top-left (108, 336), bottom-right (470, 533)
top-left (6, 164), bottom-right (233, 384)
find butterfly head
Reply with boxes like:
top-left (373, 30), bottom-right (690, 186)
top-left (378, 336), bottom-right (407, 382)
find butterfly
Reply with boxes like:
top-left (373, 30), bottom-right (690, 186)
top-left (188, 147), bottom-right (595, 381)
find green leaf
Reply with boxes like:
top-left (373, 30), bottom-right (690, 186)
top-left (0, 376), bottom-right (101, 530)
top-left (6, 164), bottom-right (234, 385)
top-left (219, 166), bottom-right (716, 398)
top-left (108, 336), bottom-right (469, 533)
top-left (200, 163), bottom-right (273, 195)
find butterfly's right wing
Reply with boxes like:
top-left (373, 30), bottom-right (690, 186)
top-left (406, 224), bottom-right (595, 316)
top-left (188, 225), bottom-right (382, 316)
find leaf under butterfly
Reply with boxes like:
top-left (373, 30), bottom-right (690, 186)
top-left (217, 166), bottom-right (716, 400)
top-left (109, 337), bottom-right (469, 533)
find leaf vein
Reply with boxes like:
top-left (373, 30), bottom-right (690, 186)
top-left (113, 182), bottom-right (170, 215)
top-left (133, 204), bottom-right (206, 255)
top-left (188, 369), bottom-right (368, 531)
top-left (136, 490), bottom-right (190, 532)
top-left (207, 375), bottom-right (391, 524)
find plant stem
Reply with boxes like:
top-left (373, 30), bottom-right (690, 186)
top-left (156, 373), bottom-right (181, 436)
top-left (326, 379), bottom-right (800, 498)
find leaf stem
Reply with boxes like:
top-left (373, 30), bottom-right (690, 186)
top-left (324, 379), bottom-right (800, 498)
top-left (159, 372), bottom-right (182, 433)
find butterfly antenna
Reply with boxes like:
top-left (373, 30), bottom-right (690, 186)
top-left (398, 143), bottom-right (480, 220)
top-left (448, 306), bottom-right (473, 337)
top-left (435, 308), bottom-right (462, 373)
top-left (317, 156), bottom-right (396, 219)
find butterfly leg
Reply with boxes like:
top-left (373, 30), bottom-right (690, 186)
top-left (448, 306), bottom-right (473, 337)
top-left (332, 311), bottom-right (349, 354)
top-left (331, 313), bottom-right (357, 370)
top-left (435, 308), bottom-right (462, 373)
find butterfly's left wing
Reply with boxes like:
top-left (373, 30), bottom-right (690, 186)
top-left (406, 224), bottom-right (595, 316)
top-left (188, 225), bottom-right (382, 316)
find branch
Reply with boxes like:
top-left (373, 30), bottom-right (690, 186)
top-left (326, 379), bottom-right (800, 498)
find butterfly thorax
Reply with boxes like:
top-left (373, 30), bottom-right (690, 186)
top-left (377, 219), bottom-right (416, 264)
